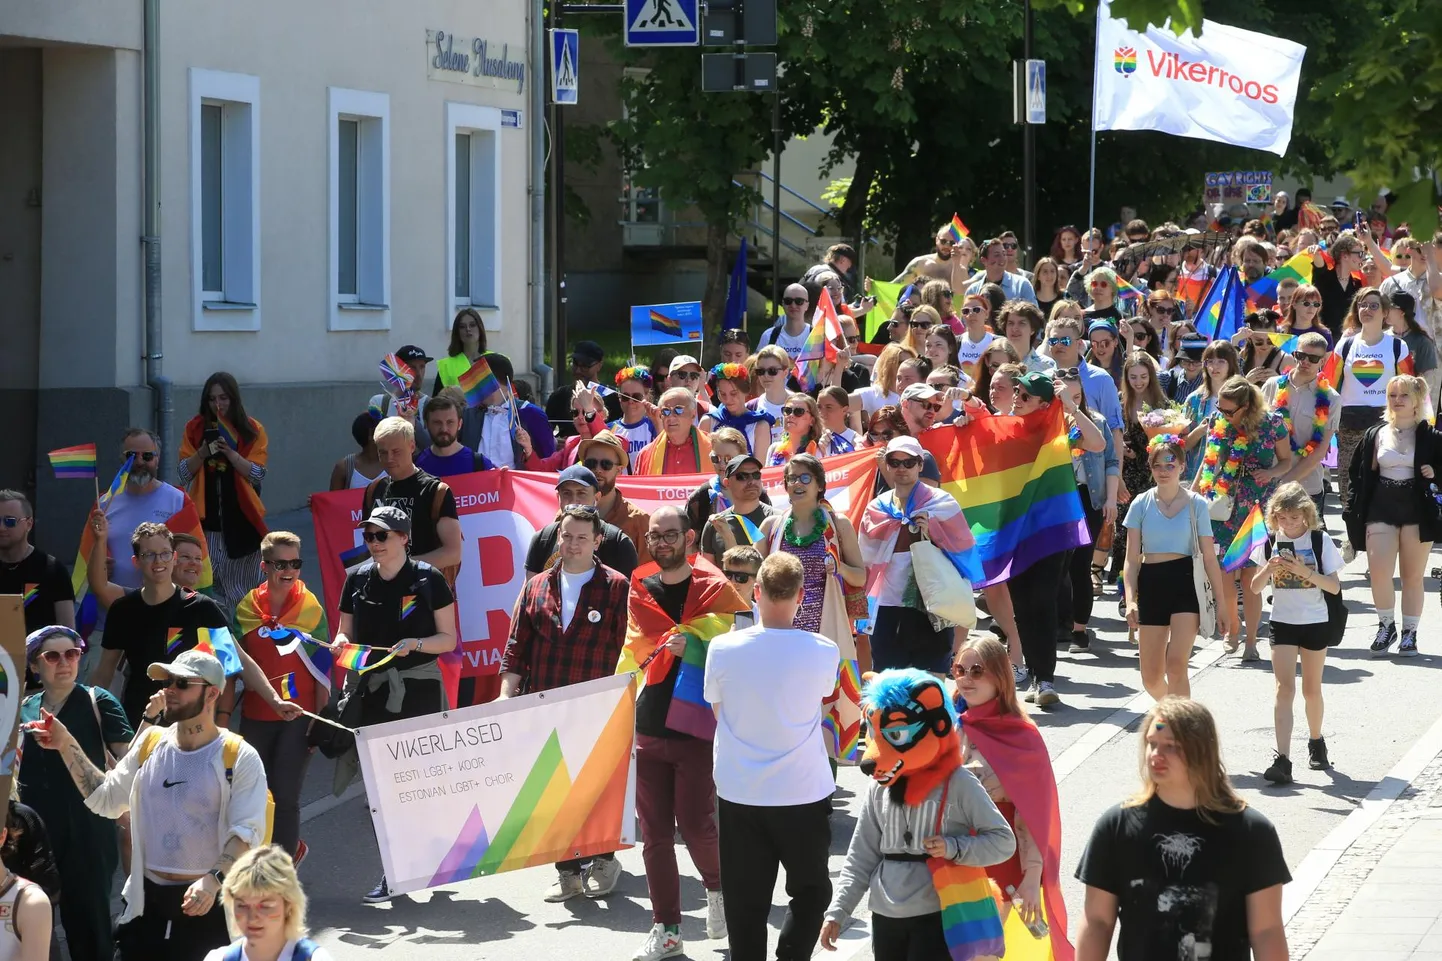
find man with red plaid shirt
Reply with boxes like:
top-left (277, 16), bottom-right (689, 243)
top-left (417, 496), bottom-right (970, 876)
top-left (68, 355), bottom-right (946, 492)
top-left (499, 503), bottom-right (630, 902)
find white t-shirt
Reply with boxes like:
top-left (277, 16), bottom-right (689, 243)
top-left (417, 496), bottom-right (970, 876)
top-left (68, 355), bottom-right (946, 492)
top-left (955, 330), bottom-right (996, 384)
top-left (558, 566), bottom-right (595, 630)
top-left (750, 395), bottom-right (786, 423)
top-left (203, 940), bottom-right (336, 961)
top-left (704, 625), bottom-right (840, 806)
top-left (106, 483), bottom-right (190, 590)
top-left (854, 385), bottom-right (900, 419)
top-left (1248, 531), bottom-right (1343, 626)
top-left (1333, 332), bottom-right (1411, 408)
top-left (761, 323), bottom-right (812, 360)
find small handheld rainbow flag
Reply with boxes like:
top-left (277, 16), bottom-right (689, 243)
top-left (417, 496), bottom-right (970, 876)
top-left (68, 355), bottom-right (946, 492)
top-left (946, 214), bottom-right (970, 242)
top-left (165, 627), bottom-right (185, 655)
top-left (1222, 502), bottom-right (1269, 572)
top-left (1268, 332), bottom-right (1301, 352)
top-left (379, 354), bottom-right (415, 395)
top-left (193, 626), bottom-right (244, 677)
top-left (457, 357), bottom-right (501, 408)
top-left (650, 309), bottom-right (682, 336)
top-left (331, 641), bottom-right (398, 675)
top-left (1115, 276), bottom-right (1144, 302)
top-left (48, 444), bottom-right (97, 480)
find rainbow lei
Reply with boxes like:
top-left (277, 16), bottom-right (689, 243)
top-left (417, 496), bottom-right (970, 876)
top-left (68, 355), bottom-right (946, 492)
top-left (1196, 416), bottom-right (1252, 499)
top-left (1274, 375), bottom-right (1331, 459)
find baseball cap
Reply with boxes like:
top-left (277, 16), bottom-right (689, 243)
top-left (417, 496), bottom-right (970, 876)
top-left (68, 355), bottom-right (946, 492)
top-left (1015, 371), bottom-right (1056, 402)
top-left (725, 454), bottom-right (763, 477)
top-left (357, 504), bottom-right (411, 535)
top-left (571, 341), bottom-right (605, 366)
top-left (900, 383), bottom-right (942, 404)
top-left (1331, 197), bottom-right (1350, 209)
top-left (148, 649), bottom-right (225, 690)
top-left (579, 430), bottom-right (629, 471)
top-left (396, 345), bottom-right (434, 364)
top-left (1179, 338), bottom-right (1209, 360)
top-left (555, 465), bottom-right (599, 490)
top-left (883, 436), bottom-right (924, 459)
top-left (670, 354), bottom-right (703, 372)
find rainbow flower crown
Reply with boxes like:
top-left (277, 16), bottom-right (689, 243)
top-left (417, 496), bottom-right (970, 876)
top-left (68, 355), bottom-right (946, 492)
top-left (614, 366), bottom-right (653, 387)
top-left (710, 362), bottom-right (751, 382)
top-left (1146, 432), bottom-right (1184, 452)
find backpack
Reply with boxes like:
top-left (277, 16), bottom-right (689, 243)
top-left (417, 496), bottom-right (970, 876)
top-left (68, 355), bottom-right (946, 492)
top-left (224, 939), bottom-right (320, 961)
top-left (136, 728), bottom-right (275, 846)
top-left (362, 474), bottom-right (460, 586)
top-left (1333, 334), bottom-right (1403, 391)
top-left (1263, 530), bottom-right (1348, 646)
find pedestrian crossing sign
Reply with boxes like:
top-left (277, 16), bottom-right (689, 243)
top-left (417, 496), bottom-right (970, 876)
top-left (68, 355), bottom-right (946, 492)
top-left (624, 0), bottom-right (699, 46)
top-left (550, 28), bottom-right (579, 105)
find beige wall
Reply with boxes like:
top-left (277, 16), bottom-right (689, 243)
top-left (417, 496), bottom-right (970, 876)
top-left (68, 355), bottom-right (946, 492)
top-left (156, 0), bottom-right (533, 387)
top-left (0, 0), bottom-right (141, 51)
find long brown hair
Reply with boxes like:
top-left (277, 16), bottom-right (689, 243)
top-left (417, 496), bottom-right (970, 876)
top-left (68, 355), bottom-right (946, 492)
top-left (1126, 697), bottom-right (1245, 823)
top-left (1121, 350), bottom-right (1167, 424)
top-left (1199, 341), bottom-right (1239, 399)
top-left (954, 636), bottom-right (1025, 718)
top-left (446, 307), bottom-right (488, 357)
top-left (1282, 283), bottom-right (1322, 333)
top-left (198, 372), bottom-right (257, 445)
top-left (1341, 286), bottom-right (1388, 334)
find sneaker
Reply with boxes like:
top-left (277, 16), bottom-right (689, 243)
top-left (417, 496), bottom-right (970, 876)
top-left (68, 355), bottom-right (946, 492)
top-left (293, 839), bottom-right (309, 867)
top-left (1262, 752), bottom-right (1293, 785)
top-left (987, 621), bottom-right (1007, 640)
top-left (1013, 665), bottom-right (1030, 689)
top-left (1369, 622), bottom-right (1398, 656)
top-left (1068, 630), bottom-right (1090, 653)
top-left (706, 890), bottom-right (727, 939)
top-left (1023, 682), bottom-right (1038, 704)
top-left (363, 877), bottom-right (392, 904)
top-left (1308, 737), bottom-right (1331, 770)
top-left (633, 923), bottom-right (684, 961)
top-left (1398, 628), bottom-right (1419, 657)
top-left (545, 871), bottom-right (584, 903)
top-left (1035, 681), bottom-right (1060, 707)
top-left (582, 857), bottom-right (622, 898)
top-left (1342, 539), bottom-right (1357, 563)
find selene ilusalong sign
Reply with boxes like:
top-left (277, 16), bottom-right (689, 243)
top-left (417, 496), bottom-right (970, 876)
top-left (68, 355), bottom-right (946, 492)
top-left (427, 30), bottom-right (526, 94)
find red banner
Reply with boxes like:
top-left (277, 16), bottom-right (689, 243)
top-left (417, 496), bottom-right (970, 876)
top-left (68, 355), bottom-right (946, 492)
top-left (308, 451), bottom-right (879, 680)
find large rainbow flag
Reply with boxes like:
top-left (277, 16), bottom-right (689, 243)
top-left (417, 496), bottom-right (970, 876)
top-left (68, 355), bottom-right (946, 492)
top-left (918, 405), bottom-right (1090, 588)
top-left (1246, 251), bottom-right (1315, 310)
top-left (795, 288), bottom-right (843, 392)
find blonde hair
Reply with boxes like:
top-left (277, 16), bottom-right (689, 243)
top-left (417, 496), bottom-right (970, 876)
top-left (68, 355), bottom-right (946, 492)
top-left (1217, 376), bottom-right (1265, 435)
top-left (757, 551), bottom-right (805, 601)
top-left (709, 427), bottom-right (747, 458)
top-left (1264, 481), bottom-right (1320, 533)
top-left (260, 530), bottom-right (301, 561)
top-left (955, 636), bottom-right (1025, 719)
top-left (373, 416), bottom-right (414, 446)
top-left (221, 845), bottom-right (309, 941)
top-left (1126, 697), bottom-right (1245, 823)
top-left (872, 343), bottom-right (915, 396)
top-left (755, 344), bottom-right (792, 371)
top-left (1385, 374), bottom-right (1429, 427)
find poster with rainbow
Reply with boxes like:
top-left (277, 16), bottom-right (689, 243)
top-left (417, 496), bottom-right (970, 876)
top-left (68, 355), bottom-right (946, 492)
top-left (357, 674), bottom-right (637, 894)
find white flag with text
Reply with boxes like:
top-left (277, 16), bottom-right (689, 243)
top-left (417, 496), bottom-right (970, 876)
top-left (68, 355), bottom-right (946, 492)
top-left (1092, 1), bottom-right (1306, 156)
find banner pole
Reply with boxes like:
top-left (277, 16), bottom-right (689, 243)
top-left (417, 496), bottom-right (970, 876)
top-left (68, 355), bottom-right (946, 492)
top-left (1088, 1), bottom-right (1102, 234)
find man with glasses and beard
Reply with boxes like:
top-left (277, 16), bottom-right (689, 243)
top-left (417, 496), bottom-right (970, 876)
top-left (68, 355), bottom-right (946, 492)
top-left (1261, 332), bottom-right (1342, 514)
top-left (701, 454), bottom-right (778, 568)
top-left (98, 428), bottom-right (199, 600)
top-left (0, 489), bottom-right (74, 636)
top-left (581, 431), bottom-right (652, 565)
top-left (500, 505), bottom-right (631, 902)
top-left (525, 466), bottom-right (639, 579)
top-left (758, 284), bottom-right (813, 360)
top-left (27, 649), bottom-right (268, 961)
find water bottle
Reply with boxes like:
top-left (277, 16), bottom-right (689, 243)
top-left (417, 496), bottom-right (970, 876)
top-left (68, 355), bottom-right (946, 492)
top-left (1005, 885), bottom-right (1049, 940)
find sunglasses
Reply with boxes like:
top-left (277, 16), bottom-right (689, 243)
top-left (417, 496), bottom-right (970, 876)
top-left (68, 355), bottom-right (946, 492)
top-left (780, 406), bottom-right (810, 417)
top-left (951, 663), bottom-right (987, 679)
top-left (1089, 280), bottom-right (1111, 288)
top-left (362, 530), bottom-right (392, 543)
top-left (1295, 352), bottom-right (1326, 365)
top-left (788, 472), bottom-right (816, 486)
top-left (1058, 367), bottom-right (1081, 380)
top-left (845, 335), bottom-right (862, 345)
top-left (583, 458), bottom-right (619, 472)
top-left (0, 516), bottom-right (20, 529)
top-left (1133, 328), bottom-right (1152, 339)
top-left (620, 392), bottom-right (647, 403)
top-left (905, 320), bottom-right (933, 329)
top-left (756, 366), bottom-right (784, 377)
top-left (1297, 300), bottom-right (1321, 308)
top-left (1151, 306), bottom-right (1178, 316)
top-left (885, 456), bottom-right (921, 470)
top-left (1216, 405), bottom-right (1240, 417)
top-left (136, 550), bottom-right (174, 562)
top-left (868, 430), bottom-right (895, 443)
top-left (126, 451), bottom-right (158, 462)
top-left (914, 401), bottom-right (944, 413)
top-left (159, 677), bottom-right (211, 691)
top-left (36, 648), bottom-right (83, 666)
top-left (959, 306), bottom-right (986, 316)
top-left (782, 297), bottom-right (808, 306)
top-left (937, 288), bottom-right (954, 297)
top-left (1048, 336), bottom-right (1073, 348)
top-left (1002, 242), bottom-right (1018, 250)
top-left (724, 569), bottom-right (756, 584)
top-left (672, 370), bottom-right (702, 380)
top-left (644, 529), bottom-right (685, 545)
top-left (730, 470), bottom-right (763, 482)
top-left (1015, 391), bottom-right (1037, 402)
top-left (265, 558), bottom-right (303, 571)
top-left (936, 238), bottom-right (956, 246)
top-left (659, 405), bottom-right (690, 417)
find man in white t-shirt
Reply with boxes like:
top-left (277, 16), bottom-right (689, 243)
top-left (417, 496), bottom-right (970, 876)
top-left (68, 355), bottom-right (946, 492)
top-left (757, 284), bottom-right (813, 359)
top-left (704, 552), bottom-right (839, 961)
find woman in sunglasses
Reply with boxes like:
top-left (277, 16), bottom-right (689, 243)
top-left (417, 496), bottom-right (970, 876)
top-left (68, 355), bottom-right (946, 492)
top-left (701, 363), bottom-right (772, 457)
top-left (1236, 309), bottom-right (1294, 386)
top-left (19, 626), bottom-right (136, 961)
top-left (765, 393), bottom-right (822, 466)
top-left (1066, 265), bottom-right (1127, 325)
top-left (920, 279), bottom-right (962, 335)
top-left (1281, 283), bottom-right (1332, 348)
top-left (1129, 317), bottom-right (1162, 363)
top-left (748, 345), bottom-right (795, 424)
top-left (1181, 341), bottom-right (1240, 481)
top-left (608, 367), bottom-right (661, 468)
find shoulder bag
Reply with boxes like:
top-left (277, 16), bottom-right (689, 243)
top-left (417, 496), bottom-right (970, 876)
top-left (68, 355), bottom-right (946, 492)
top-left (1187, 493), bottom-right (1218, 638)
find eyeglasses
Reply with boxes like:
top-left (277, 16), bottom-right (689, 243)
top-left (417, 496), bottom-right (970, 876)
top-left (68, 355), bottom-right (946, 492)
top-left (885, 456), bottom-right (920, 469)
top-left (126, 451), bottom-right (158, 462)
top-left (659, 405), bottom-right (690, 417)
top-left (159, 677), bottom-right (210, 691)
top-left (724, 569), bottom-right (756, 584)
top-left (265, 558), bottom-right (303, 571)
top-left (1295, 352), bottom-right (1326, 365)
top-left (951, 663), bottom-right (987, 679)
top-left (730, 470), bottom-right (763, 482)
top-left (780, 406), bottom-right (810, 417)
top-left (756, 366), bottom-right (784, 377)
top-left (136, 550), bottom-right (174, 562)
top-left (788, 472), bottom-right (816, 486)
top-left (1216, 405), bottom-right (1240, 417)
top-left (583, 458), bottom-right (619, 472)
top-left (0, 516), bottom-right (20, 529)
top-left (362, 530), bottom-right (392, 543)
top-left (937, 288), bottom-right (954, 297)
top-left (36, 648), bottom-right (83, 666)
top-left (868, 430), bottom-right (895, 444)
top-left (1357, 302), bottom-right (1382, 312)
top-left (672, 370), bottom-right (702, 381)
top-left (782, 297), bottom-right (808, 307)
top-left (1048, 336), bottom-right (1073, 348)
top-left (1298, 300), bottom-right (1322, 308)
top-left (959, 306), bottom-right (986, 316)
top-left (620, 392), bottom-right (647, 404)
top-left (644, 530), bottom-right (685, 545)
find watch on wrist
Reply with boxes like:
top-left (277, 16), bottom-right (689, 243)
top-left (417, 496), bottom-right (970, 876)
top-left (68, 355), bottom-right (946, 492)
top-left (143, 712), bottom-right (162, 725)
top-left (208, 869), bottom-right (225, 885)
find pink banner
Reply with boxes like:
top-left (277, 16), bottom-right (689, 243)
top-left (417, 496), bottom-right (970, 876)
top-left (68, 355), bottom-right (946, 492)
top-left (309, 452), bottom-right (879, 684)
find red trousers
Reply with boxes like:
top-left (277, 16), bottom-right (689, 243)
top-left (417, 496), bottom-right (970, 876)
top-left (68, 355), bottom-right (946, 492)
top-left (635, 733), bottom-right (722, 924)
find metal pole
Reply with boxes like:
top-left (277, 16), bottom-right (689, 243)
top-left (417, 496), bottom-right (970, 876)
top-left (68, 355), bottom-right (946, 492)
top-left (1087, 2), bottom-right (1100, 236)
top-left (771, 88), bottom-right (782, 321)
top-left (530, 0), bottom-right (552, 392)
top-left (1022, 0), bottom-right (1035, 269)
top-left (143, 0), bottom-right (172, 476)
top-left (551, 8), bottom-right (568, 372)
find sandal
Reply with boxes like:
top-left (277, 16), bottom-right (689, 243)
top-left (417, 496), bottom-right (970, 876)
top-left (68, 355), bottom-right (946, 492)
top-left (1091, 565), bottom-right (1105, 598)
top-left (1224, 636), bottom-right (1241, 654)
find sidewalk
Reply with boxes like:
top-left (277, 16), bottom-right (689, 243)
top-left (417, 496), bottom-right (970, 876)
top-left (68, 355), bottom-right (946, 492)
top-left (1285, 713), bottom-right (1442, 960)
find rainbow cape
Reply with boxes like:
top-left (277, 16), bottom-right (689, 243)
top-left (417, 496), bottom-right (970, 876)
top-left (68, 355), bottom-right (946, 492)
top-left (1221, 502), bottom-right (1268, 572)
top-left (48, 443), bottom-right (97, 479)
top-left (179, 415), bottom-right (268, 552)
top-left (947, 213), bottom-right (971, 242)
top-left (1247, 251), bottom-right (1315, 310)
top-left (458, 356), bottom-right (501, 408)
top-left (70, 454), bottom-right (135, 601)
top-left (860, 479), bottom-right (980, 589)
top-left (234, 580), bottom-right (333, 688)
top-left (796, 288), bottom-right (843, 392)
top-left (918, 405), bottom-right (1090, 588)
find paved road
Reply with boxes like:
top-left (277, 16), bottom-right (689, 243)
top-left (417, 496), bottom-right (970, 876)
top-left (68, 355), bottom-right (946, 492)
top-left (277, 506), bottom-right (1442, 961)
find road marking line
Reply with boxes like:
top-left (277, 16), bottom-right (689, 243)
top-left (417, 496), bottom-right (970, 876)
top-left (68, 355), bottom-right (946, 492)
top-left (301, 783), bottom-right (364, 824)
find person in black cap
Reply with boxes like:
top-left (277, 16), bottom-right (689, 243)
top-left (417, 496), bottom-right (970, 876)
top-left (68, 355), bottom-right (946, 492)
top-left (524, 466), bottom-right (639, 578)
top-left (701, 454), bottom-right (778, 567)
top-left (367, 344), bottom-right (436, 448)
top-left (547, 340), bottom-right (621, 437)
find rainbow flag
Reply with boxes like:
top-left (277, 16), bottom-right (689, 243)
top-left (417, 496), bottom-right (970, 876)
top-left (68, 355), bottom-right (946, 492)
top-left (1268, 333), bottom-right (1301, 352)
top-left (379, 354), bottom-right (415, 395)
top-left (1222, 503), bottom-right (1269, 572)
top-left (277, 673), bottom-right (302, 700)
top-left (193, 626), bottom-right (244, 677)
top-left (1115, 276), bottom-right (1144, 303)
top-left (796, 288), bottom-right (843, 392)
top-left (928, 858), bottom-right (1006, 961)
top-left (215, 417), bottom-right (241, 450)
top-left (166, 627), bottom-right (185, 655)
top-left (21, 585), bottom-right (38, 608)
top-left (947, 214), bottom-right (971, 242)
top-left (48, 444), bottom-right (97, 480)
top-left (661, 615), bottom-right (736, 739)
top-left (918, 404), bottom-right (1089, 588)
top-left (331, 641), bottom-right (397, 676)
top-left (164, 501), bottom-right (213, 592)
top-left (400, 595), bottom-right (418, 620)
top-left (1175, 275), bottom-right (1209, 315)
top-left (1247, 251), bottom-right (1315, 310)
top-left (458, 356), bottom-right (501, 408)
top-left (650, 310), bottom-right (682, 336)
top-left (71, 454), bottom-right (136, 601)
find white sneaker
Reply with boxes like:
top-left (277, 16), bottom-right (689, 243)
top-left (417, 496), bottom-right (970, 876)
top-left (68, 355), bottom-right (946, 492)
top-left (1013, 665), bottom-right (1030, 688)
top-left (1035, 681), bottom-right (1060, 707)
top-left (545, 871), bottom-right (583, 903)
top-left (706, 889), bottom-right (727, 939)
top-left (583, 857), bottom-right (622, 898)
top-left (1342, 539), bottom-right (1357, 563)
top-left (1023, 682), bottom-right (1038, 704)
top-left (633, 923), bottom-right (684, 961)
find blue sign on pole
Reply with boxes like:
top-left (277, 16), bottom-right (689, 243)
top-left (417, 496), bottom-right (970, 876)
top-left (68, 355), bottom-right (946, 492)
top-left (550, 29), bottom-right (579, 105)
top-left (624, 0), bottom-right (699, 47)
top-left (630, 301), bottom-right (703, 348)
top-left (1025, 59), bottom-right (1046, 124)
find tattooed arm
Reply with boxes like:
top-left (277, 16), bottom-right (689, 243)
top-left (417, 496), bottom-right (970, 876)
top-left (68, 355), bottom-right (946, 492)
top-left (26, 710), bottom-right (137, 817)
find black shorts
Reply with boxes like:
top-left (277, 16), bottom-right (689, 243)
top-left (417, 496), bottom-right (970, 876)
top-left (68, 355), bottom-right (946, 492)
top-left (1137, 557), bottom-right (1201, 626)
top-left (1270, 621), bottom-right (1331, 652)
top-left (1367, 478), bottom-right (1422, 528)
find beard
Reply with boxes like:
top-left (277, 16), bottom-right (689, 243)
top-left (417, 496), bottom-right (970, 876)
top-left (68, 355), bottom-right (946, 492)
top-left (596, 477), bottom-right (617, 496)
top-left (936, 249), bottom-right (952, 261)
top-left (165, 691), bottom-right (208, 722)
top-left (431, 431), bottom-right (457, 448)
top-left (654, 547), bottom-right (688, 572)
top-left (129, 464), bottom-right (155, 486)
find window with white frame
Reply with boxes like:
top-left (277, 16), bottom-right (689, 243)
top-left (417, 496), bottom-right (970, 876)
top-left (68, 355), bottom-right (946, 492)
top-left (328, 87), bottom-right (390, 331)
top-left (445, 102), bottom-right (501, 330)
top-left (189, 68), bottom-right (259, 331)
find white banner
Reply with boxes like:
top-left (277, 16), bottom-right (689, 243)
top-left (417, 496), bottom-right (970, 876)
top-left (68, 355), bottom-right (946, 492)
top-left (1092, 0), bottom-right (1306, 155)
top-left (357, 674), bottom-right (637, 895)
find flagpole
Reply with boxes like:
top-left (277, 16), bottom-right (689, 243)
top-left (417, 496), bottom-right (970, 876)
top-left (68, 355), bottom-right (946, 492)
top-left (1087, 2), bottom-right (1102, 234)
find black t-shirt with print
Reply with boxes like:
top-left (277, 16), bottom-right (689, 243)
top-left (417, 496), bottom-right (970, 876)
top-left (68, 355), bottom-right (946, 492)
top-left (364, 470), bottom-right (458, 558)
top-left (0, 549), bottom-right (74, 636)
top-left (339, 559), bottom-right (455, 666)
top-left (102, 588), bottom-right (231, 727)
top-left (1076, 796), bottom-right (1291, 961)
top-left (635, 574), bottom-right (692, 740)
top-left (700, 503), bottom-right (778, 567)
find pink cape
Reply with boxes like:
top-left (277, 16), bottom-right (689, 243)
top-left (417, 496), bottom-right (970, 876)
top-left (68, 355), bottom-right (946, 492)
top-left (961, 697), bottom-right (1074, 961)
